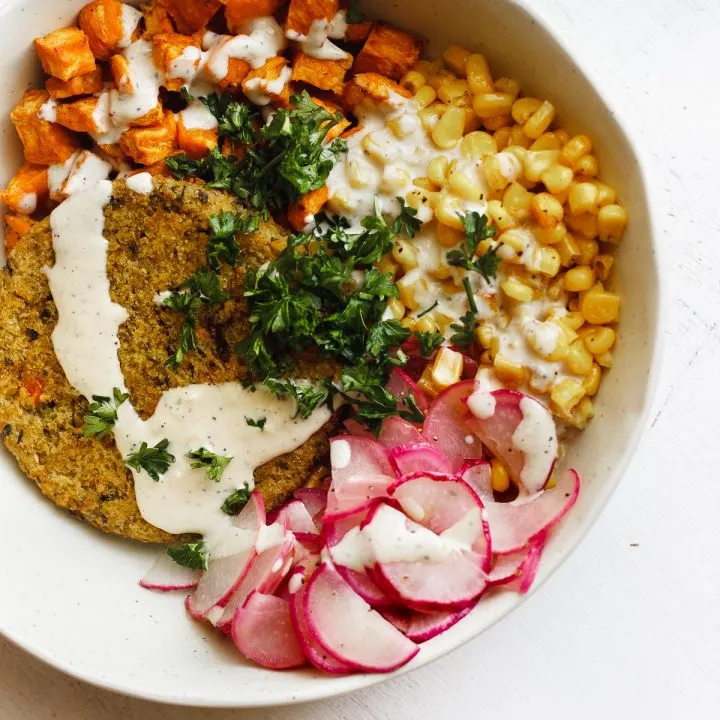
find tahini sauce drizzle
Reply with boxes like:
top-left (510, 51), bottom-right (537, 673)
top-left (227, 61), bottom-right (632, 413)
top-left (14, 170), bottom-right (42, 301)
top-left (47, 183), bottom-right (330, 547)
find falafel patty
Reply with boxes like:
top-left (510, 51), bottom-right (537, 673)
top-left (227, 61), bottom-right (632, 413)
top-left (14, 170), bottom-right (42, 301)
top-left (0, 178), bottom-right (336, 543)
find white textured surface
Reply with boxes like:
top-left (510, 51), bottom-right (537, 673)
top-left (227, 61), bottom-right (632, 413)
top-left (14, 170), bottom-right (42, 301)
top-left (1, 0), bottom-right (719, 716)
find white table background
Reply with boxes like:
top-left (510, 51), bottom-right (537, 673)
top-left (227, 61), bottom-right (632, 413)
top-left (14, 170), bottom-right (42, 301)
top-left (2, 0), bottom-right (719, 717)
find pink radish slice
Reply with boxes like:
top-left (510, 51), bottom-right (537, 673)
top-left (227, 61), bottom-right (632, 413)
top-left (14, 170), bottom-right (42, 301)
top-left (275, 500), bottom-right (317, 535)
top-left (217, 529), bottom-right (295, 629)
top-left (490, 532), bottom-right (547, 593)
top-left (380, 607), bottom-right (412, 635)
top-left (364, 504), bottom-right (488, 611)
top-left (460, 460), bottom-right (492, 501)
top-left (289, 588), bottom-right (354, 674)
top-left (465, 389), bottom-right (557, 494)
top-left (140, 552), bottom-right (201, 591)
top-left (231, 592), bottom-right (307, 669)
top-left (379, 416), bottom-right (423, 449)
top-left (484, 469), bottom-right (580, 554)
top-left (343, 418), bottom-right (376, 439)
top-left (404, 605), bottom-right (473, 643)
top-left (388, 443), bottom-right (453, 478)
top-left (304, 564), bottom-right (419, 672)
top-left (422, 380), bottom-right (484, 471)
top-left (294, 488), bottom-right (327, 530)
top-left (386, 367), bottom-right (430, 413)
top-left (487, 549), bottom-right (530, 586)
top-left (508, 532), bottom-right (546, 594)
top-left (389, 473), bottom-right (491, 570)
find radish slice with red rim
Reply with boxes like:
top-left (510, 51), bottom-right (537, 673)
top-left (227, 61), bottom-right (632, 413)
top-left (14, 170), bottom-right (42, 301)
top-left (388, 443), bottom-right (454, 478)
top-left (404, 605), bottom-right (473, 643)
top-left (342, 418), bottom-right (376, 439)
top-left (484, 469), bottom-right (580, 555)
top-left (386, 367), bottom-right (429, 413)
top-left (140, 552), bottom-right (201, 591)
top-left (465, 389), bottom-right (557, 494)
top-left (379, 416), bottom-right (423, 449)
top-left (422, 380), bottom-right (484, 471)
top-left (303, 563), bottom-right (419, 672)
top-left (492, 532), bottom-right (547, 593)
top-left (231, 592), bottom-right (307, 670)
top-left (275, 499), bottom-right (317, 535)
top-left (459, 460), bottom-right (493, 502)
top-left (293, 488), bottom-right (327, 530)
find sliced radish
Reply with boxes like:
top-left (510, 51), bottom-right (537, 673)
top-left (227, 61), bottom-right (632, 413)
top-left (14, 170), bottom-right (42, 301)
top-left (404, 605), bottom-right (473, 643)
top-left (488, 532), bottom-right (547, 593)
top-left (388, 443), bottom-right (453, 478)
top-left (140, 551), bottom-right (201, 591)
top-left (459, 460), bottom-right (492, 501)
top-left (465, 389), bottom-right (557, 494)
top-left (304, 564), bottom-right (419, 672)
top-left (342, 418), bottom-right (376, 439)
top-left (386, 367), bottom-right (430, 413)
top-left (293, 488), bottom-right (327, 530)
top-left (380, 607), bottom-right (412, 634)
top-left (289, 588), bottom-right (354, 674)
top-left (422, 380), bottom-right (484, 471)
top-left (275, 499), bottom-right (317, 535)
top-left (487, 549), bottom-right (529, 586)
top-left (364, 504), bottom-right (487, 611)
top-left (378, 416), bottom-right (423, 449)
top-left (231, 592), bottom-right (307, 670)
top-left (484, 469), bottom-right (580, 554)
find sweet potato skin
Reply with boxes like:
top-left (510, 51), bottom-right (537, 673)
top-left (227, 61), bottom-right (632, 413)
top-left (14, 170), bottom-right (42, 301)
top-left (34, 27), bottom-right (97, 81)
top-left (223, 0), bottom-right (286, 34)
top-left (287, 185), bottom-right (329, 231)
top-left (0, 164), bottom-right (49, 215)
top-left (353, 22), bottom-right (424, 81)
top-left (311, 96), bottom-right (351, 141)
top-left (78, 0), bottom-right (125, 60)
top-left (166, 0), bottom-right (222, 33)
top-left (292, 52), bottom-right (351, 95)
top-left (242, 56), bottom-right (292, 108)
top-left (343, 72), bottom-right (411, 109)
top-left (46, 68), bottom-right (104, 99)
top-left (3, 214), bottom-right (36, 253)
top-left (286, 0), bottom-right (338, 36)
top-left (177, 117), bottom-right (219, 159)
top-left (142, 0), bottom-right (176, 38)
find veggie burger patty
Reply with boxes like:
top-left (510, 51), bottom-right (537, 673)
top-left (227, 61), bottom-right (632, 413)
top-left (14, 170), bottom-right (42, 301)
top-left (0, 178), bottom-right (336, 543)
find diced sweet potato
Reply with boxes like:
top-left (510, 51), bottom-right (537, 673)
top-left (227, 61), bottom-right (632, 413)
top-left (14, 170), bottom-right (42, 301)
top-left (110, 54), bottom-right (134, 94)
top-left (292, 52), bottom-right (351, 95)
top-left (132, 104), bottom-right (166, 128)
top-left (46, 68), bottom-right (104, 99)
top-left (242, 56), bottom-right (292, 108)
top-left (287, 185), bottom-right (328, 231)
top-left (343, 72), bottom-right (411, 108)
top-left (177, 116), bottom-right (219, 159)
top-left (221, 136), bottom-right (248, 160)
top-left (286, 0), bottom-right (337, 36)
top-left (34, 27), bottom-right (97, 81)
top-left (143, 0), bottom-right (176, 37)
top-left (344, 19), bottom-right (373, 43)
top-left (119, 111), bottom-right (177, 165)
top-left (218, 58), bottom-right (252, 93)
top-left (54, 96), bottom-right (104, 133)
top-left (223, 0), bottom-right (286, 34)
top-left (152, 32), bottom-right (201, 90)
top-left (0, 164), bottom-right (49, 215)
top-left (78, 0), bottom-right (124, 59)
top-left (4, 214), bottom-right (36, 254)
top-left (353, 22), bottom-right (424, 80)
top-left (312, 96), bottom-right (351, 141)
top-left (166, 0), bottom-right (221, 33)
top-left (10, 90), bottom-right (81, 165)
top-left (135, 156), bottom-right (176, 177)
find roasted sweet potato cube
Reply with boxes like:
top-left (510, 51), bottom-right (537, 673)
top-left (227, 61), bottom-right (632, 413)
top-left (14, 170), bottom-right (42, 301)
top-left (4, 214), bottom-right (36, 254)
top-left (143, 0), bottom-right (176, 37)
top-left (287, 185), bottom-right (329, 231)
top-left (34, 27), bottom-right (96, 81)
top-left (224, 0), bottom-right (286, 34)
top-left (292, 52), bottom-right (351, 95)
top-left (344, 19), bottom-right (373, 43)
top-left (54, 96), bottom-right (103, 133)
top-left (0, 164), bottom-right (49, 215)
top-left (10, 90), bottom-right (80, 165)
top-left (311, 97), bottom-right (351, 141)
top-left (166, 0), bottom-right (221, 33)
top-left (152, 32), bottom-right (201, 90)
top-left (120, 111), bottom-right (177, 165)
top-left (78, 0), bottom-right (124, 59)
top-left (286, 0), bottom-right (338, 35)
top-left (242, 56), bottom-right (292, 108)
top-left (46, 68), bottom-right (104, 99)
top-left (177, 115), bottom-right (219, 159)
top-left (110, 54), bottom-right (134, 94)
top-left (131, 104), bottom-right (166, 128)
top-left (218, 58), bottom-right (252, 93)
top-left (353, 22), bottom-right (424, 80)
top-left (343, 72), bottom-right (411, 108)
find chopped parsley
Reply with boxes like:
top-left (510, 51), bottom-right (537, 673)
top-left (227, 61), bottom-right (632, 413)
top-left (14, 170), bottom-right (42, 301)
top-left (417, 300), bottom-right (439, 318)
top-left (392, 197), bottom-right (422, 238)
top-left (167, 542), bottom-right (208, 571)
top-left (82, 387), bottom-right (128, 439)
top-left (415, 330), bottom-right (444, 357)
top-left (245, 416), bottom-right (267, 431)
top-left (207, 211), bottom-right (260, 269)
top-left (365, 320), bottom-right (411, 361)
top-left (200, 93), bottom-right (258, 143)
top-left (449, 311), bottom-right (477, 349)
top-left (446, 211), bottom-right (501, 282)
top-left (186, 447), bottom-right (233, 483)
top-left (221, 485), bottom-right (251, 515)
top-left (125, 439), bottom-right (175, 481)
top-left (264, 378), bottom-right (330, 419)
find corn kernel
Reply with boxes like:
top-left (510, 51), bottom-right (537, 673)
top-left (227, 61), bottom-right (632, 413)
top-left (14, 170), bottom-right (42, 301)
top-left (401, 316), bottom-right (416, 329)
top-left (426, 69), bottom-right (455, 90)
top-left (541, 164), bottom-right (574, 194)
top-left (397, 272), bottom-right (428, 310)
top-left (566, 339), bottom-right (594, 375)
top-left (414, 314), bottom-right (438, 334)
top-left (583, 326), bottom-right (616, 355)
top-left (592, 253), bottom-right (614, 281)
top-left (491, 458), bottom-right (511, 492)
top-left (475, 322), bottom-right (494, 349)
top-left (388, 112), bottom-right (419, 138)
top-left (483, 114), bottom-right (512, 131)
top-left (526, 320), bottom-right (568, 361)
top-left (568, 182), bottom-right (600, 216)
top-left (432, 105), bottom-right (465, 149)
top-left (502, 182), bottom-right (532, 220)
top-left (414, 85), bottom-right (438, 109)
top-left (553, 129), bottom-right (570, 146)
top-left (493, 354), bottom-right (526, 385)
top-left (570, 396), bottom-right (595, 429)
top-left (531, 246), bottom-right (561, 277)
top-left (377, 254), bottom-right (399, 278)
top-left (494, 77), bottom-right (520, 98)
top-left (418, 365), bottom-right (440, 398)
top-left (511, 97), bottom-right (542, 124)
top-left (385, 297), bottom-right (405, 320)
top-left (501, 276), bottom-right (533, 302)
top-left (562, 311), bottom-right (585, 330)
top-left (509, 124), bottom-right (532, 148)
top-left (461, 130), bottom-right (497, 159)
top-left (362, 131), bottom-right (397, 164)
top-left (534, 222), bottom-right (568, 246)
top-left (530, 133), bottom-right (561, 151)
top-left (435, 194), bottom-right (465, 230)
top-left (414, 176), bottom-right (437, 192)
top-left (442, 44), bottom-right (471, 76)
top-left (575, 237), bottom-right (599, 265)
top-left (556, 233), bottom-right (580, 266)
top-left (593, 181), bottom-right (616, 207)
top-left (482, 155), bottom-right (510, 193)
top-left (428, 156), bottom-right (450, 187)
top-left (598, 204), bottom-right (628, 243)
top-left (524, 100), bottom-right (555, 139)
top-left (494, 126), bottom-right (512, 150)
top-left (530, 192), bottom-right (564, 228)
top-left (580, 290), bottom-right (621, 324)
top-left (584, 363), bottom-right (602, 396)
top-left (559, 134), bottom-right (592, 166)
top-left (566, 212), bottom-right (598, 240)
top-left (550, 378), bottom-right (585, 412)
top-left (595, 350), bottom-right (613, 368)
top-left (523, 149), bottom-right (559, 183)
top-left (347, 156), bottom-right (377, 189)
top-left (432, 347), bottom-right (464, 390)
top-left (564, 266), bottom-right (595, 292)
top-left (392, 239), bottom-right (419, 269)
top-left (401, 70), bottom-right (426, 94)
top-left (487, 199), bottom-right (515, 231)
top-left (436, 223), bottom-right (464, 248)
top-left (473, 92), bottom-right (514, 119)
top-left (448, 169), bottom-right (482, 202)
top-left (438, 77), bottom-right (470, 103)
top-left (381, 165), bottom-right (411, 193)
top-left (574, 154), bottom-right (598, 177)
top-left (405, 189), bottom-right (435, 223)
top-left (466, 53), bottom-right (494, 94)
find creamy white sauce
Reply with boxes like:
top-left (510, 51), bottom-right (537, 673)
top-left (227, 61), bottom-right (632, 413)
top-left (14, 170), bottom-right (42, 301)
top-left (329, 525), bottom-right (375, 572)
top-left (168, 45), bottom-right (203, 81)
top-left (17, 193), bottom-right (37, 215)
top-left (330, 439), bottom-right (351, 469)
top-left (287, 16), bottom-right (350, 61)
top-left (118, 3), bottom-right (143, 48)
top-left (179, 99), bottom-right (218, 130)
top-left (242, 65), bottom-right (291, 106)
top-left (512, 397), bottom-right (558, 490)
top-left (61, 151), bottom-right (112, 197)
top-left (48, 152), bottom-right (79, 197)
top-left (38, 97), bottom-right (57, 122)
top-left (288, 572), bottom-right (304, 594)
top-left (255, 522), bottom-right (287, 553)
top-left (125, 172), bottom-right (154, 195)
top-left (439, 506), bottom-right (483, 548)
top-left (524, 318), bottom-right (562, 358)
top-left (468, 390), bottom-right (496, 419)
top-left (47, 185), bottom-right (331, 547)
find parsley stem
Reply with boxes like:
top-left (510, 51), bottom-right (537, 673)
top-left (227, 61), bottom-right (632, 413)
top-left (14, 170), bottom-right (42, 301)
top-left (417, 300), bottom-right (439, 318)
top-left (463, 277), bottom-right (478, 314)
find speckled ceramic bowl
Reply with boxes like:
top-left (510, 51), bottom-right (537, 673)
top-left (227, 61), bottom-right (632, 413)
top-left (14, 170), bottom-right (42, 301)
top-left (0, 0), bottom-right (663, 707)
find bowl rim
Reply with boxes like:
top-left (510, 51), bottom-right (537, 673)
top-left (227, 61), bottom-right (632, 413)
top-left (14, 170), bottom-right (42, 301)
top-left (0, 0), bottom-right (666, 707)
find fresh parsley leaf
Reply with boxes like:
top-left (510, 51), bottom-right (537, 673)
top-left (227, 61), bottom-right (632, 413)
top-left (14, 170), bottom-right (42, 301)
top-left (346, 0), bottom-right (365, 23)
top-left (245, 416), bottom-right (267, 430)
top-left (200, 93), bottom-right (258, 143)
top-left (366, 320), bottom-right (411, 360)
top-left (187, 447), bottom-right (233, 482)
top-left (415, 330), bottom-right (444, 357)
top-left (221, 485), bottom-right (251, 515)
top-left (264, 378), bottom-right (329, 419)
top-left (167, 542), bottom-right (208, 571)
top-left (392, 197), bottom-right (422, 238)
top-left (165, 154), bottom-right (204, 179)
top-left (449, 311), bottom-right (477, 349)
top-left (82, 387), bottom-right (129, 439)
top-left (474, 243), bottom-right (502, 283)
top-left (207, 211), bottom-right (260, 269)
top-left (446, 211), bottom-right (501, 282)
top-left (125, 439), bottom-right (175, 481)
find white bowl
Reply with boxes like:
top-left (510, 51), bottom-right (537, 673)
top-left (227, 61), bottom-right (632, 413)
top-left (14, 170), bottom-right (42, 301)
top-left (0, 0), bottom-right (663, 708)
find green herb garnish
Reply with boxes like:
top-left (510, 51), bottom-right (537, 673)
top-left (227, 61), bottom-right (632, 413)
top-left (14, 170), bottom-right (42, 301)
top-left (200, 93), bottom-right (258, 143)
top-left (392, 197), bottom-right (422, 238)
top-left (125, 439), bottom-right (175, 481)
top-left (245, 416), bottom-right (267, 431)
top-left (415, 330), bottom-right (444, 357)
top-left (207, 211), bottom-right (260, 270)
top-left (446, 211), bottom-right (501, 282)
top-left (264, 378), bottom-right (330, 419)
top-left (449, 311), bottom-right (477, 349)
top-left (186, 447), bottom-right (233, 483)
top-left (82, 387), bottom-right (129, 439)
top-left (221, 485), bottom-right (251, 515)
top-left (167, 542), bottom-right (208, 571)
